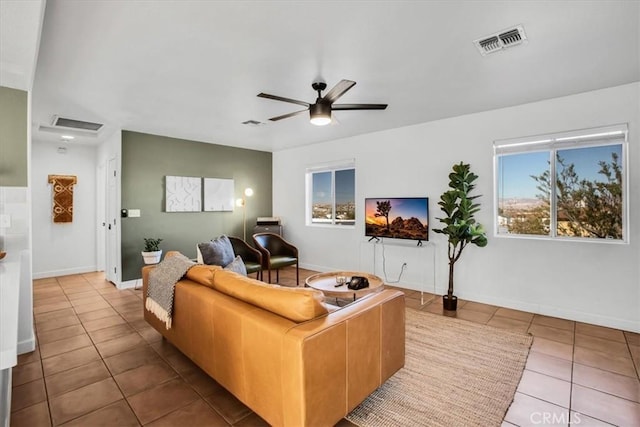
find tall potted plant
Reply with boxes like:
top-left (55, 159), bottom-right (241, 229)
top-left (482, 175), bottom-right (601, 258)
top-left (141, 238), bottom-right (163, 264)
top-left (433, 162), bottom-right (488, 311)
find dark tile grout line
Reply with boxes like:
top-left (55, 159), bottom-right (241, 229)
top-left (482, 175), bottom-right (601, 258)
top-left (408, 288), bottom-right (640, 426)
top-left (25, 271), bottom-right (640, 427)
top-left (624, 333), bottom-right (640, 381)
top-left (30, 276), bottom-right (241, 427)
top-left (35, 311), bottom-right (53, 427)
top-left (39, 278), bottom-right (126, 426)
top-left (569, 321), bottom-right (576, 424)
top-left (109, 283), bottom-right (259, 426)
top-left (68, 279), bottom-right (143, 427)
top-left (103, 288), bottom-right (235, 425)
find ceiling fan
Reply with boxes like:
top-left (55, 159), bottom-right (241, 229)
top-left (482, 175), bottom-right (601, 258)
top-left (257, 79), bottom-right (388, 126)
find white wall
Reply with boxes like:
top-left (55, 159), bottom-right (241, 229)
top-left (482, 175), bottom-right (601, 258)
top-left (273, 82), bottom-right (640, 332)
top-left (31, 140), bottom-right (98, 278)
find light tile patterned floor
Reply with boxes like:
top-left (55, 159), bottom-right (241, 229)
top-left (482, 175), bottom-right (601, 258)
top-left (10, 267), bottom-right (640, 426)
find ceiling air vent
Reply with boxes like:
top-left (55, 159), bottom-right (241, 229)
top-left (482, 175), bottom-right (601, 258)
top-left (51, 115), bottom-right (103, 132)
top-left (474, 25), bottom-right (527, 56)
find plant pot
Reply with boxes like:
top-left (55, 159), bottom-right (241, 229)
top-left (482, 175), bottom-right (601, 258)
top-left (141, 250), bottom-right (162, 264)
top-left (443, 294), bottom-right (458, 311)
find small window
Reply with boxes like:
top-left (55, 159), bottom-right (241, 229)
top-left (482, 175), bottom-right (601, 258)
top-left (306, 161), bottom-right (355, 226)
top-left (495, 124), bottom-right (628, 242)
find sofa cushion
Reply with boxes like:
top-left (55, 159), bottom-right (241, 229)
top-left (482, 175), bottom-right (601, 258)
top-left (212, 270), bottom-right (328, 322)
top-left (198, 235), bottom-right (235, 267)
top-left (268, 255), bottom-right (298, 269)
top-left (185, 264), bottom-right (222, 288)
top-left (224, 255), bottom-right (247, 276)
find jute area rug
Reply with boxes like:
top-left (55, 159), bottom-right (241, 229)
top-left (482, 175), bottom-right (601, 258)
top-left (346, 308), bottom-right (533, 427)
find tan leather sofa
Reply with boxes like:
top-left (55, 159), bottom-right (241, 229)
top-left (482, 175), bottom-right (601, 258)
top-left (142, 254), bottom-right (405, 427)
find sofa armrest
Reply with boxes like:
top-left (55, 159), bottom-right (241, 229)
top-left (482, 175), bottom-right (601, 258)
top-left (281, 289), bottom-right (405, 426)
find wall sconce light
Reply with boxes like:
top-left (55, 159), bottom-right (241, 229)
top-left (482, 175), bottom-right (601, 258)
top-left (236, 187), bottom-right (254, 241)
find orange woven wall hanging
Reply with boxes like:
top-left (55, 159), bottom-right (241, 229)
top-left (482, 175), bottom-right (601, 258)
top-left (48, 175), bottom-right (77, 223)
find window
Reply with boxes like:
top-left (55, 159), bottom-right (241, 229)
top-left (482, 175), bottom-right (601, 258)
top-left (306, 161), bottom-right (355, 226)
top-left (494, 124), bottom-right (628, 242)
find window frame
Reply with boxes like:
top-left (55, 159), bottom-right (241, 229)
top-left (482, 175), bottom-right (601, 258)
top-left (305, 159), bottom-right (356, 228)
top-left (493, 124), bottom-right (629, 243)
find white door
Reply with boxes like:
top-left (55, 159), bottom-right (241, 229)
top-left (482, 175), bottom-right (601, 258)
top-left (105, 156), bottom-right (119, 284)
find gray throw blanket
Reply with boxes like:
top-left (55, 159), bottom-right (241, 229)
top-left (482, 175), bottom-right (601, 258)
top-left (145, 253), bottom-right (195, 329)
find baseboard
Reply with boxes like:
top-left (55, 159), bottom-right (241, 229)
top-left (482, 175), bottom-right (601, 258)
top-left (303, 266), bottom-right (638, 332)
top-left (454, 290), bottom-right (639, 333)
top-left (299, 262), bottom-right (335, 274)
top-left (17, 335), bottom-right (36, 355)
top-left (377, 279), bottom-right (431, 293)
top-left (118, 279), bottom-right (141, 290)
top-left (33, 265), bottom-right (97, 279)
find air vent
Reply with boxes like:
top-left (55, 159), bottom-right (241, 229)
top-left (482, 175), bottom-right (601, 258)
top-left (51, 115), bottom-right (103, 132)
top-left (474, 25), bottom-right (527, 56)
top-left (499, 28), bottom-right (523, 46)
top-left (478, 36), bottom-right (500, 54)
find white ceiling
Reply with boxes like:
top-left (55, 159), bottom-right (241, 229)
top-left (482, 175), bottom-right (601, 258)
top-left (4, 1), bottom-right (640, 152)
top-left (0, 0), bottom-right (44, 91)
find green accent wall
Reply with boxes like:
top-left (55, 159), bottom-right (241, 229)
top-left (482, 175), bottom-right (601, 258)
top-left (121, 131), bottom-right (273, 281)
top-left (0, 86), bottom-right (28, 187)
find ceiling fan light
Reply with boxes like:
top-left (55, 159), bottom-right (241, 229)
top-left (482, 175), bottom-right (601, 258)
top-left (310, 116), bottom-right (331, 126)
top-left (309, 103), bottom-right (331, 126)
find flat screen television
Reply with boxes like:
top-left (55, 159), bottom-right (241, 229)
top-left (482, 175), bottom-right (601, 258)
top-left (365, 197), bottom-right (429, 241)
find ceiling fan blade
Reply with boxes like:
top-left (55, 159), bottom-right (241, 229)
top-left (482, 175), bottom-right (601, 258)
top-left (258, 93), bottom-right (310, 108)
top-left (323, 80), bottom-right (356, 104)
top-left (332, 103), bottom-right (388, 110)
top-left (268, 109), bottom-right (308, 121)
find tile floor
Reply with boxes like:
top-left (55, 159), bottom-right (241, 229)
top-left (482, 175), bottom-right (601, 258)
top-left (10, 267), bottom-right (640, 426)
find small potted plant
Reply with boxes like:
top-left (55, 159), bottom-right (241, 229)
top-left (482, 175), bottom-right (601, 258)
top-left (141, 238), bottom-right (163, 264)
top-left (433, 162), bottom-right (488, 311)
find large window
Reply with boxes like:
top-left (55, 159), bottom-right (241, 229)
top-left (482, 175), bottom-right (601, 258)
top-left (494, 124), bottom-right (628, 242)
top-left (306, 161), bottom-right (355, 226)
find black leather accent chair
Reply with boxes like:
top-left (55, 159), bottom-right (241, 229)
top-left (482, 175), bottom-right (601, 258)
top-left (252, 232), bottom-right (299, 286)
top-left (229, 236), bottom-right (263, 280)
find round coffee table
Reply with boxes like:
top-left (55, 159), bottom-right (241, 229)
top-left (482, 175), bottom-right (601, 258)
top-left (305, 271), bottom-right (384, 301)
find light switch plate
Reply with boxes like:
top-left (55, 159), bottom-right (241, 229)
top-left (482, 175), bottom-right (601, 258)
top-left (128, 209), bottom-right (141, 218)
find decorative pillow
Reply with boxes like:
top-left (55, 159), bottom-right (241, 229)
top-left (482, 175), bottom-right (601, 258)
top-left (224, 255), bottom-right (247, 276)
top-left (197, 235), bottom-right (235, 267)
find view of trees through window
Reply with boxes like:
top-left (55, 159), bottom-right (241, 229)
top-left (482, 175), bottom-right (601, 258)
top-left (497, 141), bottom-right (625, 241)
top-left (310, 168), bottom-right (355, 225)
